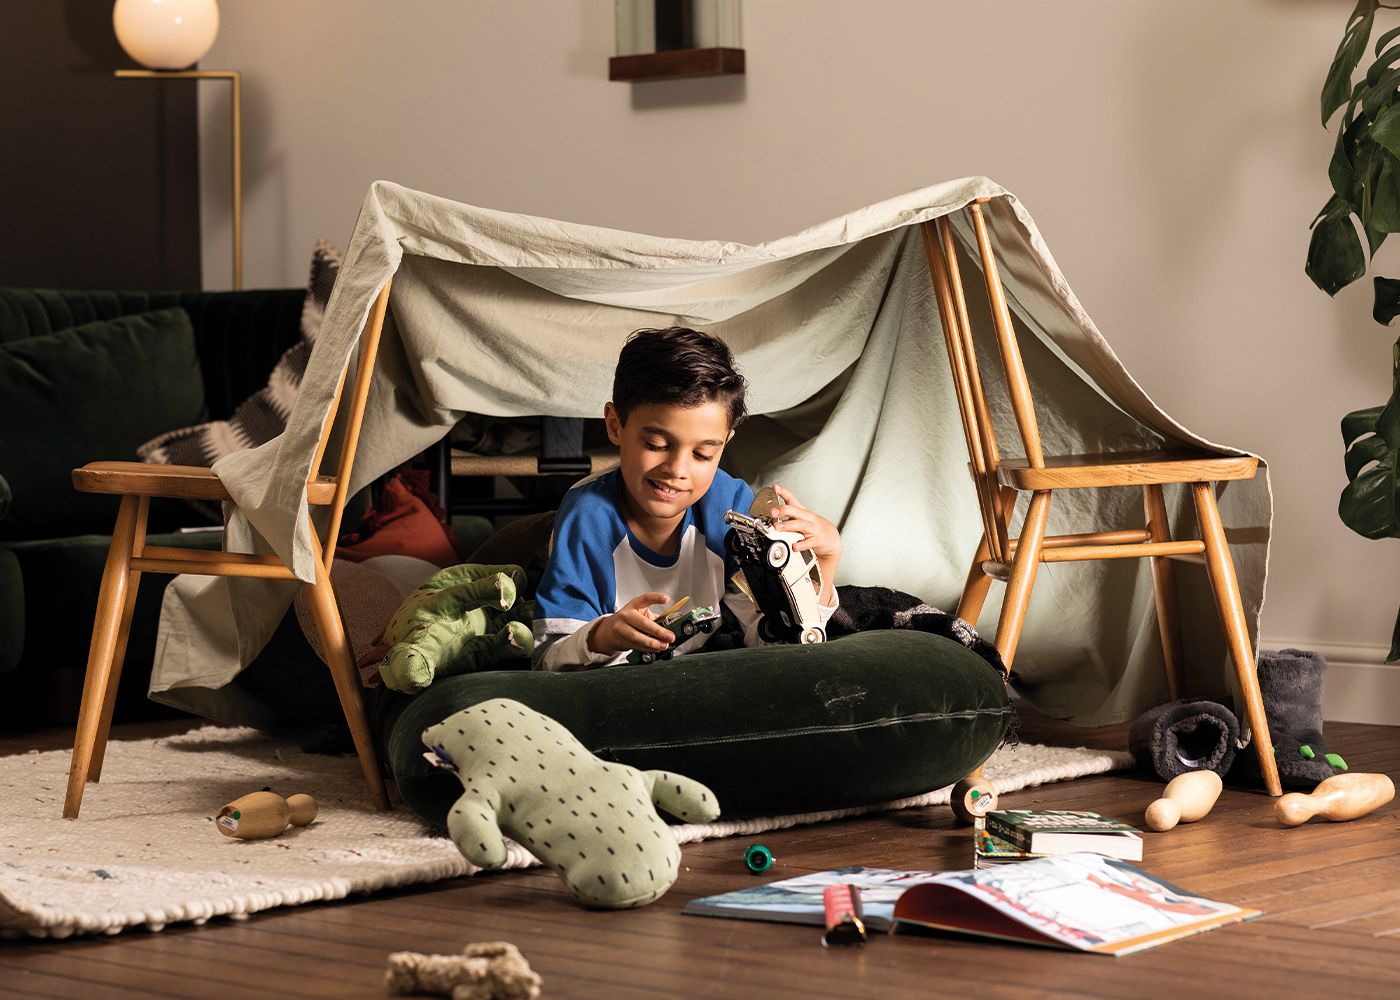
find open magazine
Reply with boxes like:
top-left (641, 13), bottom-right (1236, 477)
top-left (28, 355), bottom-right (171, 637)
top-left (890, 853), bottom-right (1260, 956)
top-left (683, 867), bottom-right (937, 931)
top-left (684, 856), bottom-right (1259, 956)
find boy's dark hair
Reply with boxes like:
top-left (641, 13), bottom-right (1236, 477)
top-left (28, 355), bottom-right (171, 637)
top-left (612, 327), bottom-right (748, 429)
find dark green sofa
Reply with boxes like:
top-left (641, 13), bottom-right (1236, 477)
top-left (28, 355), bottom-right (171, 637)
top-left (0, 287), bottom-right (307, 731)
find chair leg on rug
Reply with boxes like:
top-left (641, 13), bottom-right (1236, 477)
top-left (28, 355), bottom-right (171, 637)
top-left (1143, 484), bottom-right (1185, 701)
top-left (1191, 482), bottom-right (1281, 797)
top-left (302, 556), bottom-right (391, 812)
top-left (89, 498), bottom-right (148, 783)
top-left (64, 495), bottom-right (140, 819)
top-left (994, 490), bottom-right (1051, 669)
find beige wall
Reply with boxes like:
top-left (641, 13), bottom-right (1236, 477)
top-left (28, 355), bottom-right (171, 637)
top-left (198, 0), bottom-right (1398, 663)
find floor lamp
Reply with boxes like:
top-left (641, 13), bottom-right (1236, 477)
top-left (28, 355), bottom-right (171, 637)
top-left (114, 69), bottom-right (242, 290)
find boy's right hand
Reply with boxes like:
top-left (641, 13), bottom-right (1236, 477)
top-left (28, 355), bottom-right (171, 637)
top-left (587, 592), bottom-right (675, 656)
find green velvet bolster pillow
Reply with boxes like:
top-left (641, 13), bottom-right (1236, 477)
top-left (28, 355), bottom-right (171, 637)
top-left (378, 630), bottom-right (1011, 822)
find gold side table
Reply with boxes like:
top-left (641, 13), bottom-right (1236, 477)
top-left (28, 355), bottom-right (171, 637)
top-left (115, 69), bottom-right (241, 290)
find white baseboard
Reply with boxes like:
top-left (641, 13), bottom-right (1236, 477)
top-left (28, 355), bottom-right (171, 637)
top-left (1262, 637), bottom-right (1399, 726)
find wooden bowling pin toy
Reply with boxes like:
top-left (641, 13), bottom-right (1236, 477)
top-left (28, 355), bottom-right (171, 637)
top-left (1144, 770), bottom-right (1222, 832)
top-left (1275, 772), bottom-right (1395, 827)
top-left (216, 791), bottom-right (318, 840)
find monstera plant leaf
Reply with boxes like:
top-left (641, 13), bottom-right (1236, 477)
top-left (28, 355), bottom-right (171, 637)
top-left (1322, 2), bottom-right (1378, 125)
top-left (1309, 199), bottom-right (1367, 295)
top-left (1309, 5), bottom-right (1400, 296)
top-left (1341, 399), bottom-right (1399, 538)
top-left (1339, 334), bottom-right (1400, 659)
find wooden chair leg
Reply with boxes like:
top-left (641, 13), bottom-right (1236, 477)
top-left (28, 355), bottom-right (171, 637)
top-left (301, 557), bottom-right (391, 811)
top-left (958, 485), bottom-right (1017, 626)
top-left (956, 532), bottom-right (994, 626)
top-left (89, 497), bottom-right (148, 782)
top-left (1191, 482), bottom-right (1282, 797)
top-left (64, 495), bottom-right (141, 819)
top-left (1143, 484), bottom-right (1185, 701)
top-left (994, 490), bottom-right (1052, 669)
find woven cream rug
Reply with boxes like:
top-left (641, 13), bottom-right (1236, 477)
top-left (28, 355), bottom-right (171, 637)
top-left (0, 728), bottom-right (1132, 939)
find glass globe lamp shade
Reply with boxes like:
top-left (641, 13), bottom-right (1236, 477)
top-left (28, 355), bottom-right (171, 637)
top-left (113, 0), bottom-right (220, 70)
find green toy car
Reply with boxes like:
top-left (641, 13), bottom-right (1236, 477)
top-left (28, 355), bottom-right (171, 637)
top-left (627, 605), bottom-right (720, 665)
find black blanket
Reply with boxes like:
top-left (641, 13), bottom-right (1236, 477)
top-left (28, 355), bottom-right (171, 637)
top-left (706, 584), bottom-right (1007, 680)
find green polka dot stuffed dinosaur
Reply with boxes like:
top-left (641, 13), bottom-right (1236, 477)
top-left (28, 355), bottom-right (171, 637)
top-left (422, 698), bottom-right (720, 908)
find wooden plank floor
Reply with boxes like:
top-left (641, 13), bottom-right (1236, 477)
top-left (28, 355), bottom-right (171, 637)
top-left (3, 714), bottom-right (1399, 998)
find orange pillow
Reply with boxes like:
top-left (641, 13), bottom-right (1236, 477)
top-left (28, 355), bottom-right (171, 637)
top-left (337, 472), bottom-right (459, 568)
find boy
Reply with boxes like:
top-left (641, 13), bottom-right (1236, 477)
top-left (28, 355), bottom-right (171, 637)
top-left (532, 327), bottom-right (842, 671)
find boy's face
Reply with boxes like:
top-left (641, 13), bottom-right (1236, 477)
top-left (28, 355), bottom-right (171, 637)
top-left (605, 400), bottom-right (733, 526)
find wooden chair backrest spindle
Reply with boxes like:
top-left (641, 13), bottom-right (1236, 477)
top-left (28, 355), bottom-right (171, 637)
top-left (966, 201), bottom-right (1044, 468)
top-left (307, 278), bottom-right (393, 571)
top-left (921, 200), bottom-right (1045, 563)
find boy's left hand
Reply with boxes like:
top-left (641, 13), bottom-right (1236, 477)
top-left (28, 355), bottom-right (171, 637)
top-left (768, 484), bottom-right (841, 606)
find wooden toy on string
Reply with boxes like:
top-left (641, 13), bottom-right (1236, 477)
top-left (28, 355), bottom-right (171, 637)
top-left (216, 791), bottom-right (318, 840)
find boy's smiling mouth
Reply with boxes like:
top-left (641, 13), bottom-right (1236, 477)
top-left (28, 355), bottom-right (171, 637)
top-left (647, 478), bottom-right (685, 501)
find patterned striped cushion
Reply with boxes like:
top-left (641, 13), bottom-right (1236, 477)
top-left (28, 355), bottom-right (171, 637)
top-left (137, 241), bottom-right (340, 466)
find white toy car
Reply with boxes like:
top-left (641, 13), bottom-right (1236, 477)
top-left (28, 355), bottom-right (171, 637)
top-left (723, 489), bottom-right (826, 645)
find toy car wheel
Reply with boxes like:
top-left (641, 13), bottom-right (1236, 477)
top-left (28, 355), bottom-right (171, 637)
top-left (681, 622), bottom-right (696, 637)
top-left (758, 617), bottom-right (780, 643)
top-left (766, 540), bottom-right (790, 569)
top-left (658, 649), bottom-right (674, 661)
top-left (638, 651), bottom-right (655, 664)
top-left (800, 626), bottom-right (826, 645)
top-left (724, 529), bottom-right (743, 556)
top-left (700, 621), bottom-right (714, 633)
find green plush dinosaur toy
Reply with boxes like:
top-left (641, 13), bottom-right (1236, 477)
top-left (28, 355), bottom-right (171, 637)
top-left (379, 564), bottom-right (534, 693)
top-left (421, 698), bottom-right (721, 909)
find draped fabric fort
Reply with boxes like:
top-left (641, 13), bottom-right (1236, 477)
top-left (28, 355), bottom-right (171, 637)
top-left (152, 178), bottom-right (1270, 727)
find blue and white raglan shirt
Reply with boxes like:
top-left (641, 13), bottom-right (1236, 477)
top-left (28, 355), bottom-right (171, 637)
top-left (532, 468), bottom-right (836, 671)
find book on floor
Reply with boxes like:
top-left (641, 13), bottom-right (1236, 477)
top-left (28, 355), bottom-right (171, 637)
top-left (682, 866), bottom-right (938, 931)
top-left (974, 825), bottom-right (1048, 868)
top-left (891, 852), bottom-right (1260, 956)
top-left (984, 809), bottom-right (1143, 860)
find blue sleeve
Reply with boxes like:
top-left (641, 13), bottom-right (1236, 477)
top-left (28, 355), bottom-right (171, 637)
top-left (698, 470), bottom-right (754, 562)
top-left (533, 482), bottom-right (623, 626)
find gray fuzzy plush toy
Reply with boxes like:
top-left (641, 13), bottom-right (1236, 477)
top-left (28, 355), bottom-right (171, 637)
top-left (1129, 649), bottom-right (1349, 790)
top-left (1129, 698), bottom-right (1240, 781)
top-left (1230, 648), bottom-right (1348, 788)
top-left (422, 698), bottom-right (720, 908)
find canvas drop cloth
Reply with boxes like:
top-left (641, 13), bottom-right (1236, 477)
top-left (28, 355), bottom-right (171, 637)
top-left (152, 177), bottom-right (1270, 726)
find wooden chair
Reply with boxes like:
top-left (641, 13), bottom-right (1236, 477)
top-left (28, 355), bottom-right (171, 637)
top-left (62, 281), bottom-right (395, 818)
top-left (921, 202), bottom-right (1282, 797)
